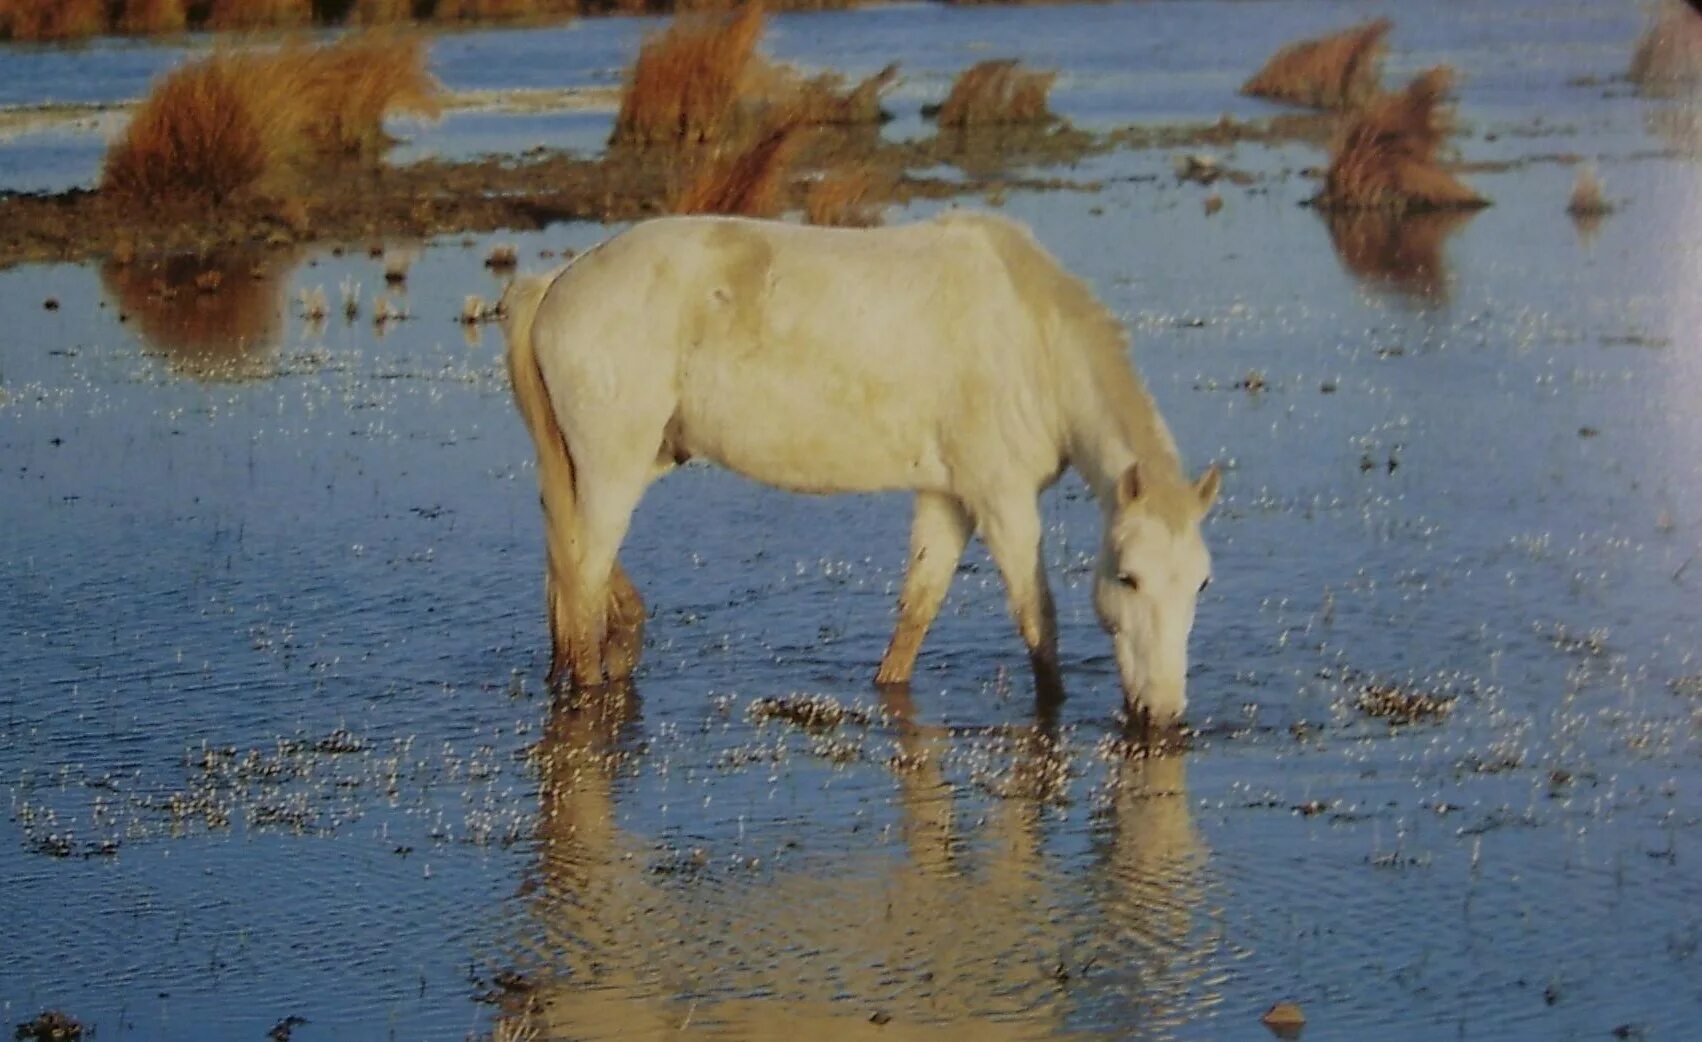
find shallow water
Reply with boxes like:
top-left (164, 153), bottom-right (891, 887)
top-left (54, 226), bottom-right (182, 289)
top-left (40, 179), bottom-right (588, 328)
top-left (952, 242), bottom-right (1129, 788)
top-left (4, 2), bottom-right (1702, 1040)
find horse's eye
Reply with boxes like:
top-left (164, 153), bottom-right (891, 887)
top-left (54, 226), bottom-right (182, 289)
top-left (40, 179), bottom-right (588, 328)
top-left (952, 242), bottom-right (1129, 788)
top-left (1117, 572), bottom-right (1140, 591)
top-left (1200, 576), bottom-right (1212, 593)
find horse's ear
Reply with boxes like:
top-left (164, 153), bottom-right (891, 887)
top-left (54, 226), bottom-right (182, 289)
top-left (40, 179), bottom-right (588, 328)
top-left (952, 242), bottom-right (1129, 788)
top-left (1116, 464), bottom-right (1142, 509)
top-left (1194, 464), bottom-right (1222, 512)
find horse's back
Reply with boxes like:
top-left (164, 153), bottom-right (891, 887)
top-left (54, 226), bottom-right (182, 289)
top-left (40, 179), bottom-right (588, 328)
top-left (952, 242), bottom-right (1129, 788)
top-left (533, 215), bottom-right (1069, 495)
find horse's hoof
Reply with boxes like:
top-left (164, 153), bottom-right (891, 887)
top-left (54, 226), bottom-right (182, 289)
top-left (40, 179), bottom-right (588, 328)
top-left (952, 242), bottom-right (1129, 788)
top-left (1123, 709), bottom-right (1189, 752)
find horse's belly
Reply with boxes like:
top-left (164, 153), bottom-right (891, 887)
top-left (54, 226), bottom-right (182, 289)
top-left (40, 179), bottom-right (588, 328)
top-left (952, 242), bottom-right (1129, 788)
top-left (677, 376), bottom-right (948, 495)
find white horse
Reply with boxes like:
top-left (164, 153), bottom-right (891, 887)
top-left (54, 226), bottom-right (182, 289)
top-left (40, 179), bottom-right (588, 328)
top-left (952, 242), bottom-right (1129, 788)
top-left (502, 212), bottom-right (1218, 729)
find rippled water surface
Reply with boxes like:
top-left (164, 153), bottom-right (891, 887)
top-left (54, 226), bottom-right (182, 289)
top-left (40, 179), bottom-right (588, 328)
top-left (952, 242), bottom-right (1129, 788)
top-left (3, 2), bottom-right (1701, 1040)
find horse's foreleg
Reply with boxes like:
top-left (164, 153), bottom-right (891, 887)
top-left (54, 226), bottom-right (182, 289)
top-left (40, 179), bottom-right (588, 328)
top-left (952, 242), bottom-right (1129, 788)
top-left (979, 495), bottom-right (1063, 702)
top-left (877, 492), bottom-right (971, 686)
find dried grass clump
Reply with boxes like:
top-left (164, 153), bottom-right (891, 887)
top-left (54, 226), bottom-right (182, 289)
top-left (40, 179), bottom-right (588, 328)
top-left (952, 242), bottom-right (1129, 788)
top-left (102, 53), bottom-right (299, 205)
top-left (1567, 165), bottom-right (1612, 217)
top-left (932, 59), bottom-right (1057, 128)
top-left (1630, 0), bottom-right (1702, 91)
top-left (101, 36), bottom-right (442, 206)
top-left (612, 3), bottom-right (766, 146)
top-left (804, 166), bottom-right (884, 226)
top-left (755, 62), bottom-right (898, 125)
top-left (116, 0), bottom-right (188, 34)
top-left (668, 122), bottom-right (802, 217)
top-left (290, 34), bottom-right (443, 153)
top-left (1242, 18), bottom-right (1390, 110)
top-left (204, 0), bottom-right (312, 29)
top-left (1315, 67), bottom-right (1486, 213)
top-left (0, 0), bottom-right (107, 40)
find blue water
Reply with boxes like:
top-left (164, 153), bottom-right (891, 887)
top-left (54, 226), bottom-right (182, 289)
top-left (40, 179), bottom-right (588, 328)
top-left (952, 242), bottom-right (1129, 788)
top-left (3, 2), bottom-right (1701, 1040)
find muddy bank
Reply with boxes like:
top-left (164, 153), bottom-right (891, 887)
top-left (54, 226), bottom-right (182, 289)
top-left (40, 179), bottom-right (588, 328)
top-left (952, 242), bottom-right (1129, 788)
top-left (0, 112), bottom-right (1335, 270)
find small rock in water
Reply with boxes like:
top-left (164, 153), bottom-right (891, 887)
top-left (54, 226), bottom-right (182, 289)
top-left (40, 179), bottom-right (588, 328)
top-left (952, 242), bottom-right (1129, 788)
top-left (1259, 1001), bottom-right (1305, 1038)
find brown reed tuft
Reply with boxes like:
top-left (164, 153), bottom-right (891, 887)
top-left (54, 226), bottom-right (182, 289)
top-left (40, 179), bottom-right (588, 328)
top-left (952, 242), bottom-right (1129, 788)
top-left (668, 121), bottom-right (802, 217)
top-left (1314, 67), bottom-right (1486, 213)
top-left (0, 0), bottom-right (106, 40)
top-left (1630, 0), bottom-right (1702, 91)
top-left (804, 166), bottom-right (884, 226)
top-left (612, 3), bottom-right (766, 146)
top-left (754, 62), bottom-right (898, 125)
top-left (932, 59), bottom-right (1057, 128)
top-left (1242, 18), bottom-right (1391, 110)
top-left (289, 34), bottom-right (443, 153)
top-left (101, 35), bottom-right (442, 206)
top-left (102, 53), bottom-right (301, 205)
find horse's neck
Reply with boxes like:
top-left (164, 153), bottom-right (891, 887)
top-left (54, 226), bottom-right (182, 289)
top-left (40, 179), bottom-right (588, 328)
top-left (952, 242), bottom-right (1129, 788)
top-left (1064, 339), bottom-right (1185, 513)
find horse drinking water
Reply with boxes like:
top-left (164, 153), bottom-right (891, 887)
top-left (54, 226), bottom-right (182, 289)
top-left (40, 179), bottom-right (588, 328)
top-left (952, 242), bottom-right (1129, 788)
top-left (502, 212), bottom-right (1219, 729)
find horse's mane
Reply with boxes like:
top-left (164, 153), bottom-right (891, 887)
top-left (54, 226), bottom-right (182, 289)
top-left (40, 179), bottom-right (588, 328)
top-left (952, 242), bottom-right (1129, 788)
top-left (940, 212), bottom-right (1189, 513)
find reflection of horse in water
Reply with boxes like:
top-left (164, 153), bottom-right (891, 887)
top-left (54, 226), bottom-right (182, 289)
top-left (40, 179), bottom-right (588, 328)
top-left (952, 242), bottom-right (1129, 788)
top-left (503, 214), bottom-right (1219, 730)
top-left (488, 691), bottom-right (1213, 1040)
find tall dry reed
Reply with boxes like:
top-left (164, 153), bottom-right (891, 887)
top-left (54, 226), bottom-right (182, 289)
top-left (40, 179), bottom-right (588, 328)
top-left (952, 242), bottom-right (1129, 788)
top-left (931, 59), bottom-right (1056, 128)
top-left (668, 121), bottom-right (802, 217)
top-left (1241, 19), bottom-right (1390, 110)
top-left (612, 3), bottom-right (766, 146)
top-left (1315, 67), bottom-right (1486, 212)
top-left (804, 166), bottom-right (884, 226)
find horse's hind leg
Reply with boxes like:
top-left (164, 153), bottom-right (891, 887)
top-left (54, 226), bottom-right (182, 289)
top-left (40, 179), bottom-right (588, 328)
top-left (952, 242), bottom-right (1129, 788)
top-left (877, 492), bottom-right (972, 686)
top-left (603, 566), bottom-right (646, 682)
top-left (977, 494), bottom-right (1063, 702)
top-left (562, 458), bottom-right (653, 690)
top-left (547, 560), bottom-right (644, 687)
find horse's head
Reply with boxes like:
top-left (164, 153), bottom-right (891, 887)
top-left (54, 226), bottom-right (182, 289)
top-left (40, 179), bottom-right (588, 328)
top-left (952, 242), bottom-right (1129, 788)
top-left (1094, 462), bottom-right (1220, 730)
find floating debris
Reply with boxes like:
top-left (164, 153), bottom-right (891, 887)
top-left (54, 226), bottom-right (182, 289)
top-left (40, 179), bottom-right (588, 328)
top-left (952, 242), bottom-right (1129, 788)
top-left (747, 693), bottom-right (871, 731)
top-left (340, 277), bottom-right (361, 319)
top-left (14, 1011), bottom-right (82, 1041)
top-left (1567, 165), bottom-right (1613, 218)
top-left (383, 251), bottom-right (412, 284)
top-left (1671, 675), bottom-right (1702, 699)
top-left (298, 285), bottom-right (328, 320)
top-left (1173, 152), bottom-right (1222, 184)
top-left (1354, 681), bottom-right (1453, 724)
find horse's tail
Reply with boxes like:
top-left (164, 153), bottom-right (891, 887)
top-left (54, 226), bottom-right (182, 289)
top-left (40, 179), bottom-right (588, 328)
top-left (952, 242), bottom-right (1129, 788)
top-left (500, 270), bottom-right (645, 687)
